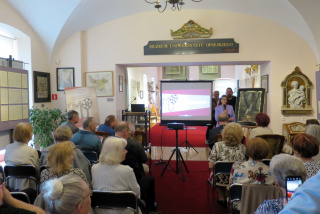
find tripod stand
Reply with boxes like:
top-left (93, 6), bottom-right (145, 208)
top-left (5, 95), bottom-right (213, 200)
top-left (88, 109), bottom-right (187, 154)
top-left (161, 128), bottom-right (189, 182)
top-left (179, 126), bottom-right (198, 153)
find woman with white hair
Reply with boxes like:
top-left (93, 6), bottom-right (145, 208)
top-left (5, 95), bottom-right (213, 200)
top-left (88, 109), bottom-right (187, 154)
top-left (306, 124), bottom-right (320, 159)
top-left (253, 154), bottom-right (307, 214)
top-left (92, 137), bottom-right (141, 213)
top-left (41, 174), bottom-right (91, 214)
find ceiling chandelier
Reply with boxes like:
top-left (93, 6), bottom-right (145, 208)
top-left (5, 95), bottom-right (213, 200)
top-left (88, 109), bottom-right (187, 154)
top-left (145, 0), bottom-right (202, 13)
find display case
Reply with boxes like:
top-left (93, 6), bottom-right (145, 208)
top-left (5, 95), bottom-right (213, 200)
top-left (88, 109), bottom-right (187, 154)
top-left (122, 110), bottom-right (151, 146)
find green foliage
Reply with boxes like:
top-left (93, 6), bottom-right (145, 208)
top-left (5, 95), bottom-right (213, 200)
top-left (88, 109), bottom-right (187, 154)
top-left (29, 107), bottom-right (67, 148)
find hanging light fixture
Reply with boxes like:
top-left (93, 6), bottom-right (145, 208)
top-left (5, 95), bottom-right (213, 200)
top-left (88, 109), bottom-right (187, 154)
top-left (145, 0), bottom-right (202, 13)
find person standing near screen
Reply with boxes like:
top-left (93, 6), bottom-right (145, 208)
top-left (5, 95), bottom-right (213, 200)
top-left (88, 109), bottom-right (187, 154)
top-left (226, 87), bottom-right (237, 111)
top-left (215, 95), bottom-right (235, 127)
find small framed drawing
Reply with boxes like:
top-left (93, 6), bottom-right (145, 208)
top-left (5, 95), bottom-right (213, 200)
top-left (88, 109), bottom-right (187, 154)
top-left (34, 71), bottom-right (51, 103)
top-left (56, 67), bottom-right (74, 91)
top-left (86, 71), bottom-right (114, 97)
top-left (261, 75), bottom-right (269, 93)
top-left (119, 75), bottom-right (123, 92)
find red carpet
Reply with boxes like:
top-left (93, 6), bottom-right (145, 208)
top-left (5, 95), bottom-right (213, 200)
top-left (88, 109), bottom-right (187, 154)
top-left (152, 161), bottom-right (228, 214)
top-left (150, 124), bottom-right (207, 147)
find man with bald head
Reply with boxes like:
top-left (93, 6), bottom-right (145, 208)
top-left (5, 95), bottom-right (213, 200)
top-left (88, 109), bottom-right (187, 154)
top-left (208, 113), bottom-right (229, 149)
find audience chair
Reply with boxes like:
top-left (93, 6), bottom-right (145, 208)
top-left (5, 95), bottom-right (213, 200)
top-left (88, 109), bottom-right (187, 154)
top-left (228, 183), bottom-right (242, 214)
top-left (207, 161), bottom-right (234, 207)
top-left (133, 130), bottom-right (152, 175)
top-left (228, 183), bottom-right (283, 214)
top-left (11, 192), bottom-right (30, 204)
top-left (91, 190), bottom-right (139, 214)
top-left (256, 134), bottom-right (285, 159)
top-left (4, 165), bottom-right (38, 193)
top-left (81, 149), bottom-right (98, 165)
top-left (94, 131), bottom-right (110, 144)
top-left (262, 159), bottom-right (271, 166)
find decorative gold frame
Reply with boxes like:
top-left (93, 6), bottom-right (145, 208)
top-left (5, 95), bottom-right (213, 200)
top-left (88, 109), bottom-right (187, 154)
top-left (281, 67), bottom-right (312, 114)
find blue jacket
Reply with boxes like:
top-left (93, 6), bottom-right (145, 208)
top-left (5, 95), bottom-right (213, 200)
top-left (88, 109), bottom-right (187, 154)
top-left (71, 130), bottom-right (102, 156)
top-left (97, 124), bottom-right (115, 136)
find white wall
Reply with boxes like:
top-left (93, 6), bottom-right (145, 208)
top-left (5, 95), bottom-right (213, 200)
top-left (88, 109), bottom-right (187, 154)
top-left (51, 9), bottom-right (318, 134)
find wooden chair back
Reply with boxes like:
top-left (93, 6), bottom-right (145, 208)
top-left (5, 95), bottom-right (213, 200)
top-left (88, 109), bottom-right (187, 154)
top-left (256, 134), bottom-right (285, 159)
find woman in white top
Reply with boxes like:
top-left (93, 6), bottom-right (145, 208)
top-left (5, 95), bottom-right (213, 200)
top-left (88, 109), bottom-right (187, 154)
top-left (92, 137), bottom-right (141, 214)
top-left (4, 122), bottom-right (39, 191)
top-left (249, 113), bottom-right (273, 139)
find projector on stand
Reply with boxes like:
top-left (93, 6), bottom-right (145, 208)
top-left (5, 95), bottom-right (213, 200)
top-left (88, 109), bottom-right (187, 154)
top-left (167, 123), bottom-right (185, 130)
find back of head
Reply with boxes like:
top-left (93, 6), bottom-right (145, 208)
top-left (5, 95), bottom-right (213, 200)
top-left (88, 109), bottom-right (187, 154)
top-left (222, 122), bottom-right (243, 146)
top-left (13, 122), bottom-right (33, 143)
top-left (99, 137), bottom-right (127, 164)
top-left (54, 126), bottom-right (73, 142)
top-left (246, 137), bottom-right (269, 160)
top-left (306, 119), bottom-right (319, 126)
top-left (270, 154), bottom-right (307, 188)
top-left (255, 112), bottom-right (270, 127)
top-left (48, 141), bottom-right (75, 174)
top-left (67, 110), bottom-right (78, 121)
top-left (306, 124), bottom-right (320, 145)
top-left (41, 174), bottom-right (88, 214)
top-left (104, 115), bottom-right (116, 126)
top-left (218, 113), bottom-right (229, 122)
top-left (114, 121), bottom-right (129, 133)
top-left (82, 117), bottom-right (94, 129)
top-left (292, 134), bottom-right (319, 158)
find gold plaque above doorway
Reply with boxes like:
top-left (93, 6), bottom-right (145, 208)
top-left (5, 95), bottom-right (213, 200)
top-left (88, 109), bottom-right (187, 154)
top-left (170, 20), bottom-right (212, 39)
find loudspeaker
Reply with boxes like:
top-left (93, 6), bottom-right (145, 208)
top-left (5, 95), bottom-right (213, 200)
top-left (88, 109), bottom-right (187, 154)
top-left (167, 123), bottom-right (185, 130)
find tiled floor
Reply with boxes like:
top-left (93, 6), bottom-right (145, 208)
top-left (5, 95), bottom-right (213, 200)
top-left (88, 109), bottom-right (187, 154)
top-left (151, 146), bottom-right (210, 161)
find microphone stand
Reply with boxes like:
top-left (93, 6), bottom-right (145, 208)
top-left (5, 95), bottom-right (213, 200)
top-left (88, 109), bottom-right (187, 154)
top-left (126, 97), bottom-right (137, 111)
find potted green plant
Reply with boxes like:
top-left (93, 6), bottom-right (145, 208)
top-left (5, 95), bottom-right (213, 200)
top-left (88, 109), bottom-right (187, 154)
top-left (29, 107), bottom-right (67, 148)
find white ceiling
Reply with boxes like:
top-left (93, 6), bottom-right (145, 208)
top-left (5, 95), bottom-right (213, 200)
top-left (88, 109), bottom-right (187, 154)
top-left (4, 0), bottom-right (320, 62)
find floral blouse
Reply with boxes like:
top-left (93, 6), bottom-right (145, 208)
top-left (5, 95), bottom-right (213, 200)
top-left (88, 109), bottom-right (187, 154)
top-left (40, 167), bottom-right (88, 186)
top-left (208, 141), bottom-right (246, 163)
top-left (304, 159), bottom-right (320, 178)
top-left (229, 161), bottom-right (275, 185)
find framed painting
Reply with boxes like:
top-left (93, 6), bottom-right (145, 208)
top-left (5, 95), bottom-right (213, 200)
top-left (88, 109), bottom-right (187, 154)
top-left (56, 67), bottom-right (74, 91)
top-left (261, 75), bottom-right (268, 93)
top-left (34, 71), bottom-right (51, 103)
top-left (200, 65), bottom-right (219, 74)
top-left (162, 66), bottom-right (188, 79)
top-left (235, 88), bottom-right (266, 126)
top-left (86, 71), bottom-right (114, 97)
top-left (119, 75), bottom-right (123, 92)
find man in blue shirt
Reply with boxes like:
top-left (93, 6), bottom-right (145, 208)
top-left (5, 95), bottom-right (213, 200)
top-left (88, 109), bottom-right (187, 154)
top-left (71, 117), bottom-right (102, 157)
top-left (97, 115), bottom-right (117, 136)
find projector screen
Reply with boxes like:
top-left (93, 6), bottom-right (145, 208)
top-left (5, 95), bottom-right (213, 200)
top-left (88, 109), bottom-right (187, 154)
top-left (160, 81), bottom-right (212, 126)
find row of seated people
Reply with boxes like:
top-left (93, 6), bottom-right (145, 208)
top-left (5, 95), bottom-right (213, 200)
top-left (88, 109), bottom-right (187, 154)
top-left (208, 121), bottom-right (320, 213)
top-left (3, 118), bottom-right (159, 214)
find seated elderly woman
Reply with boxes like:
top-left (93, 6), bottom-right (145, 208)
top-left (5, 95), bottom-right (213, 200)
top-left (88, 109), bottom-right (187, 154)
top-left (230, 137), bottom-right (275, 185)
top-left (40, 141), bottom-right (88, 186)
top-left (292, 134), bottom-right (320, 178)
top-left (253, 154), bottom-right (307, 214)
top-left (249, 113), bottom-right (273, 139)
top-left (305, 124), bottom-right (320, 159)
top-left (4, 122), bottom-right (39, 203)
top-left (92, 137), bottom-right (141, 213)
top-left (41, 174), bottom-right (91, 214)
top-left (40, 126), bottom-right (92, 187)
top-left (208, 122), bottom-right (246, 207)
